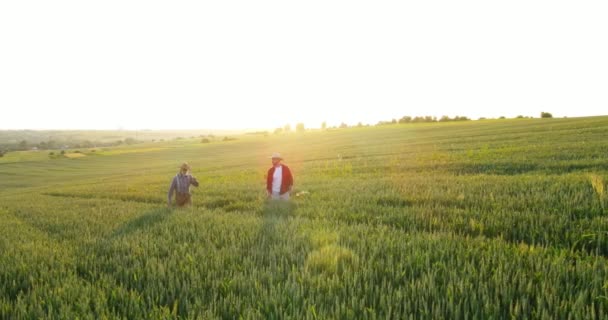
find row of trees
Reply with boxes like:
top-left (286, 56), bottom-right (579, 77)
top-left (378, 112), bottom-right (553, 126)
top-left (272, 112), bottom-right (554, 133)
top-left (275, 121), bottom-right (370, 134)
top-left (274, 123), bottom-right (307, 134)
top-left (2, 138), bottom-right (143, 152)
top-left (378, 115), bottom-right (471, 126)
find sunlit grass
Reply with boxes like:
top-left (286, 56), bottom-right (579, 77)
top-left (1, 116), bottom-right (608, 318)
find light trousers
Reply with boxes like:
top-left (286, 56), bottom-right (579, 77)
top-left (271, 192), bottom-right (290, 200)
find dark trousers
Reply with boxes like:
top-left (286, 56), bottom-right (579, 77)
top-left (175, 193), bottom-right (192, 207)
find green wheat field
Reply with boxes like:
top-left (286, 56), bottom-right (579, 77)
top-left (1, 117), bottom-right (607, 319)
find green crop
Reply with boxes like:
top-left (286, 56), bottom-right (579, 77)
top-left (1, 116), bottom-right (607, 318)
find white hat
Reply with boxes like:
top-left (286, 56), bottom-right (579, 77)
top-left (270, 152), bottom-right (283, 160)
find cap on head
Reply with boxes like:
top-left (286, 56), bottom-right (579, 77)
top-left (270, 152), bottom-right (283, 160)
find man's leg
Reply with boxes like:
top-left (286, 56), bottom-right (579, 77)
top-left (176, 193), bottom-right (190, 207)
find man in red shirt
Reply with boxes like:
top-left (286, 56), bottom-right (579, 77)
top-left (266, 153), bottom-right (293, 200)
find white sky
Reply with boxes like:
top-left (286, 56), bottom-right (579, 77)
top-left (1, 1), bottom-right (607, 130)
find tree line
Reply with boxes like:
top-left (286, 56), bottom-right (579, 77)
top-left (377, 115), bottom-right (471, 126)
top-left (377, 112), bottom-right (553, 126)
top-left (268, 112), bottom-right (554, 135)
top-left (0, 138), bottom-right (143, 154)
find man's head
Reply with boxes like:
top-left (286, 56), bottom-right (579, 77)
top-left (270, 153), bottom-right (283, 166)
top-left (179, 162), bottom-right (191, 174)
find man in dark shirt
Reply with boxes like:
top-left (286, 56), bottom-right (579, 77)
top-left (168, 162), bottom-right (199, 207)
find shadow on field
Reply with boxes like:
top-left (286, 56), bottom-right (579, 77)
top-left (261, 200), bottom-right (296, 230)
top-left (262, 199), bottom-right (297, 218)
top-left (252, 200), bottom-right (297, 250)
top-left (111, 208), bottom-right (171, 238)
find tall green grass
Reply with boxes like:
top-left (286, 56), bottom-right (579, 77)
top-left (1, 116), bottom-right (607, 318)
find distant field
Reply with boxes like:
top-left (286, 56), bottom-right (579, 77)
top-left (1, 117), bottom-right (607, 318)
top-left (0, 129), bottom-right (247, 146)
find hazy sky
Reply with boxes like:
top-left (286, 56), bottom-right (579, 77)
top-left (1, 1), bottom-right (607, 130)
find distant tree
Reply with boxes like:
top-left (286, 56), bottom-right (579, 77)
top-left (499, 116), bottom-right (506, 119)
top-left (82, 140), bottom-right (94, 148)
top-left (201, 138), bottom-right (211, 143)
top-left (541, 112), bottom-right (553, 118)
top-left (399, 116), bottom-right (412, 123)
top-left (48, 152), bottom-right (54, 156)
top-left (47, 140), bottom-right (58, 149)
top-left (516, 115), bottom-right (524, 119)
top-left (439, 115), bottom-right (450, 122)
top-left (0, 150), bottom-right (5, 157)
top-left (357, 122), bottom-right (363, 127)
top-left (60, 150), bottom-right (66, 155)
top-left (321, 121), bottom-right (327, 130)
top-left (284, 124), bottom-right (292, 133)
top-left (339, 122), bottom-right (348, 128)
top-left (391, 119), bottom-right (397, 124)
top-left (19, 140), bottom-right (27, 150)
top-left (296, 123), bottom-right (305, 133)
top-left (274, 128), bottom-right (283, 134)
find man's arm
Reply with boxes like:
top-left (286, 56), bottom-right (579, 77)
top-left (190, 176), bottom-right (199, 187)
top-left (266, 168), bottom-right (273, 197)
top-left (286, 166), bottom-right (294, 190)
top-left (167, 178), bottom-right (176, 205)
